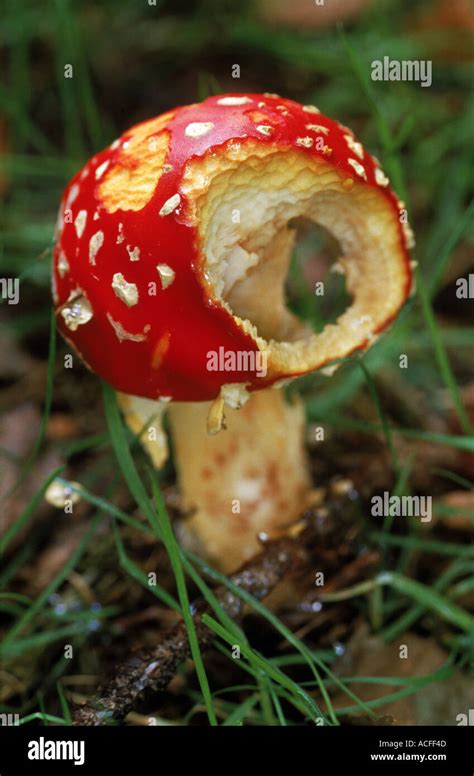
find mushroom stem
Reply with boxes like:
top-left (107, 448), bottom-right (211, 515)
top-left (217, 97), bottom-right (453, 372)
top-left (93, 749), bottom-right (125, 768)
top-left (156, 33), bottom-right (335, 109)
top-left (119, 388), bottom-right (310, 572)
top-left (167, 389), bottom-right (310, 571)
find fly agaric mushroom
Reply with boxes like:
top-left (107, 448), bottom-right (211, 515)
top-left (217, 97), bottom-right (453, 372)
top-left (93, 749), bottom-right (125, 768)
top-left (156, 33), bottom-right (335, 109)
top-left (52, 93), bottom-right (414, 572)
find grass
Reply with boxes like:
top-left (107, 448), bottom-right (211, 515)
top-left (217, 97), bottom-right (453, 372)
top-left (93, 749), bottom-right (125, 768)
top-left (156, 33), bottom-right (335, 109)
top-left (150, 479), bottom-right (217, 726)
top-left (320, 571), bottom-right (474, 634)
top-left (0, 0), bottom-right (473, 727)
top-left (0, 309), bottom-right (58, 502)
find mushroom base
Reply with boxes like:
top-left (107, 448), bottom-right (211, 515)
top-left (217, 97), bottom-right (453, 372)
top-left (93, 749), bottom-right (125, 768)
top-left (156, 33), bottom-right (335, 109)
top-left (167, 388), bottom-right (310, 572)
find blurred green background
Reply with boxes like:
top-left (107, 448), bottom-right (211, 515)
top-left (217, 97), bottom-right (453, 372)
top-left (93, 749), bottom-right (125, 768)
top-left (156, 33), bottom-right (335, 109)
top-left (0, 0), bottom-right (473, 727)
top-left (1, 0), bottom-right (473, 405)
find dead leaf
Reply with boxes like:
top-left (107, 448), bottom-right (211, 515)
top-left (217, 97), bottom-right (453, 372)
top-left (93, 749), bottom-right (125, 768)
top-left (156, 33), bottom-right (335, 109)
top-left (0, 403), bottom-right (62, 546)
top-left (331, 628), bottom-right (460, 724)
top-left (434, 490), bottom-right (474, 531)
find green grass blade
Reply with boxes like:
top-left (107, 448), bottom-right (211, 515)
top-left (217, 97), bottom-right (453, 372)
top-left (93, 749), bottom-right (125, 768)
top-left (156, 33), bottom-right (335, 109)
top-left (0, 466), bottom-right (64, 555)
top-left (1, 512), bottom-right (101, 653)
top-left (415, 264), bottom-right (473, 435)
top-left (333, 657), bottom-right (456, 716)
top-left (1, 310), bottom-right (57, 501)
top-left (112, 521), bottom-right (179, 611)
top-left (101, 382), bottom-right (156, 525)
top-left (202, 614), bottom-right (322, 723)
top-left (360, 360), bottom-right (399, 474)
top-left (150, 480), bottom-right (217, 726)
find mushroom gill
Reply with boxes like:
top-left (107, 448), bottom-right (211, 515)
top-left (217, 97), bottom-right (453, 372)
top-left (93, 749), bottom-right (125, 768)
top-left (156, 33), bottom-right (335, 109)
top-left (183, 142), bottom-right (409, 377)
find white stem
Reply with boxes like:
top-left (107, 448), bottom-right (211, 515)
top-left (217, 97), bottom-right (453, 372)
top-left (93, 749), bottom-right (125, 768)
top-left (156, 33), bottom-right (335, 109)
top-left (167, 388), bottom-right (310, 571)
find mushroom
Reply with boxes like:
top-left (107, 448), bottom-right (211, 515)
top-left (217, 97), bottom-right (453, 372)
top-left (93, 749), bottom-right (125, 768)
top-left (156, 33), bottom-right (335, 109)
top-left (52, 93), bottom-right (413, 572)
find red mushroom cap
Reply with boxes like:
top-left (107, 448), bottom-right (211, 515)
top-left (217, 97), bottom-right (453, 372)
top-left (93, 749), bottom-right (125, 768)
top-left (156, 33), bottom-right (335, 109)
top-left (53, 93), bottom-right (413, 401)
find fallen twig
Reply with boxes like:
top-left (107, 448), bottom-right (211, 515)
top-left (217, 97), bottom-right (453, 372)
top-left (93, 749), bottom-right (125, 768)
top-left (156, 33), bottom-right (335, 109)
top-left (72, 537), bottom-right (306, 725)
